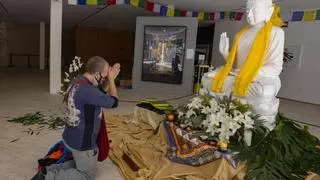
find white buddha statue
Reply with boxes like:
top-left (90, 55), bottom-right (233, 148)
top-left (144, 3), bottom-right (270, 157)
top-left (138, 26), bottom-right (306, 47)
top-left (202, 0), bottom-right (285, 131)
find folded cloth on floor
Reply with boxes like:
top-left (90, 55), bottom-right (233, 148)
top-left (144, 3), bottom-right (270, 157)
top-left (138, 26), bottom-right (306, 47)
top-left (107, 114), bottom-right (247, 180)
top-left (107, 113), bottom-right (320, 180)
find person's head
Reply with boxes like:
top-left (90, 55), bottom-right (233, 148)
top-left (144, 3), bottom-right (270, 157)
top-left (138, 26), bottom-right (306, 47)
top-left (85, 56), bottom-right (110, 86)
top-left (246, 0), bottom-right (274, 26)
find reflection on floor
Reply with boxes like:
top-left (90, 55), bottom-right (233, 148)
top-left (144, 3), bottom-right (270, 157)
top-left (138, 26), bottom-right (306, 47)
top-left (0, 67), bottom-right (319, 180)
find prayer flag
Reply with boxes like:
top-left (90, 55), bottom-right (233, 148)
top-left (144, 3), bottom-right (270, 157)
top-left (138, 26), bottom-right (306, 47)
top-left (316, 10), bottom-right (320, 20)
top-left (153, 3), bottom-right (161, 13)
top-left (68, 0), bottom-right (78, 5)
top-left (160, 6), bottom-right (168, 16)
top-left (204, 12), bottom-right (209, 20)
top-left (220, 12), bottom-right (225, 19)
top-left (180, 10), bottom-right (187, 17)
top-left (138, 0), bottom-right (146, 8)
top-left (215, 12), bottom-right (221, 20)
top-left (192, 12), bottom-right (198, 17)
top-left (78, 0), bottom-right (86, 5)
top-left (209, 13), bottom-right (215, 21)
top-left (146, 1), bottom-right (154, 11)
top-left (304, 10), bottom-right (316, 21)
top-left (167, 5), bottom-right (174, 17)
top-left (174, 9), bottom-right (180, 17)
top-left (198, 12), bottom-right (205, 20)
top-left (114, 0), bottom-right (126, 4)
top-left (130, 0), bottom-right (139, 7)
top-left (291, 11), bottom-right (304, 21)
top-left (229, 12), bottom-right (236, 19)
top-left (225, 11), bottom-right (230, 19)
top-left (87, 0), bottom-right (97, 5)
top-left (186, 11), bottom-right (193, 17)
top-left (98, 0), bottom-right (107, 5)
top-left (107, 0), bottom-right (115, 5)
top-left (235, 12), bottom-right (244, 21)
top-left (120, 0), bottom-right (128, 4)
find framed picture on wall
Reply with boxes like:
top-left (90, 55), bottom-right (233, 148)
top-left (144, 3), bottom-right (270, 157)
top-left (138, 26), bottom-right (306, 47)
top-left (141, 26), bottom-right (187, 85)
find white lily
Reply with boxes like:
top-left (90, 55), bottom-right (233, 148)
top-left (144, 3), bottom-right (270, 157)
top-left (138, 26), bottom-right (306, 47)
top-left (186, 110), bottom-right (196, 118)
top-left (76, 57), bottom-right (81, 65)
top-left (178, 111), bottom-right (184, 118)
top-left (64, 78), bottom-right (70, 83)
top-left (74, 66), bottom-right (79, 71)
top-left (69, 66), bottom-right (73, 73)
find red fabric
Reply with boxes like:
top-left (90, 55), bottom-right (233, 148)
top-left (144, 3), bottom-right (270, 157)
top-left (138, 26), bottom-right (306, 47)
top-left (98, 113), bottom-right (110, 162)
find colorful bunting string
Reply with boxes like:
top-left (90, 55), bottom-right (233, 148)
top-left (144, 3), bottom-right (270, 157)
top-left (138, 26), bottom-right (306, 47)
top-left (291, 9), bottom-right (320, 22)
top-left (68, 0), bottom-right (320, 23)
top-left (67, 0), bottom-right (245, 22)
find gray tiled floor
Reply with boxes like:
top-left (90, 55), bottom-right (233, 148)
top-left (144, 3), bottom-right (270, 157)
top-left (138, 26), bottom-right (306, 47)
top-left (0, 67), bottom-right (319, 180)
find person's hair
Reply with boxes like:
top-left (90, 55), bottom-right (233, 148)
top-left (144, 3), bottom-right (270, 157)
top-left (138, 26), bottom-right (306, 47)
top-left (85, 56), bottom-right (108, 74)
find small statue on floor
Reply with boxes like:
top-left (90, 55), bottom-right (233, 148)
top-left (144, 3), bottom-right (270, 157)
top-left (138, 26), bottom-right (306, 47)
top-left (202, 0), bottom-right (285, 134)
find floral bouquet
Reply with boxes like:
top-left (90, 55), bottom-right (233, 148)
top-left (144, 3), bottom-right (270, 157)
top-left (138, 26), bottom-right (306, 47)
top-left (60, 56), bottom-right (84, 95)
top-left (175, 93), bottom-right (262, 148)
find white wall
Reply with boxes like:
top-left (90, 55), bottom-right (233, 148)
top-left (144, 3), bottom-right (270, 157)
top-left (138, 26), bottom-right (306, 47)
top-left (278, 21), bottom-right (320, 105)
top-left (211, 20), bottom-right (320, 105)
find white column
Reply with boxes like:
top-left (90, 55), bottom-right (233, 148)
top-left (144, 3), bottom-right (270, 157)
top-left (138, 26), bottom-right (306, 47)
top-left (49, 0), bottom-right (62, 94)
top-left (39, 22), bottom-right (46, 70)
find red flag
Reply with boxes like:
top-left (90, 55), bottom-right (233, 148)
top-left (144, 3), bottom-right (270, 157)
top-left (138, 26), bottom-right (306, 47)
top-left (107, 0), bottom-right (116, 5)
top-left (180, 10), bottom-right (187, 17)
top-left (209, 13), bottom-right (215, 21)
top-left (146, 1), bottom-right (154, 11)
top-left (235, 12), bottom-right (244, 21)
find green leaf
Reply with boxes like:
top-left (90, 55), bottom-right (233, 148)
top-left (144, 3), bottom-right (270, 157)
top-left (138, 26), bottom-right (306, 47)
top-left (7, 112), bottom-right (65, 133)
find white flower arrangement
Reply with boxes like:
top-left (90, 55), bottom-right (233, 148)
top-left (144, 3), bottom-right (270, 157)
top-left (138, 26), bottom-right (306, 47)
top-left (176, 92), bottom-right (256, 147)
top-left (60, 56), bottom-right (84, 95)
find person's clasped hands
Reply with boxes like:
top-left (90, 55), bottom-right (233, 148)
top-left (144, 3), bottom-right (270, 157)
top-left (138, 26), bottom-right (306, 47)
top-left (108, 63), bottom-right (121, 80)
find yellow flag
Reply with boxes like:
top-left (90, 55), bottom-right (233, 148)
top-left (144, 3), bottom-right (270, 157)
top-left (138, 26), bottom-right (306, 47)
top-left (304, 11), bottom-right (316, 21)
top-left (87, 0), bottom-right (97, 5)
top-left (131, 0), bottom-right (139, 7)
top-left (198, 12), bottom-right (205, 20)
top-left (167, 5), bottom-right (174, 17)
top-left (225, 11), bottom-right (230, 19)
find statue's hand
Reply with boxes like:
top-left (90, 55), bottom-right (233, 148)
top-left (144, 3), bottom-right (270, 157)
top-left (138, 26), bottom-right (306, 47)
top-left (219, 32), bottom-right (229, 60)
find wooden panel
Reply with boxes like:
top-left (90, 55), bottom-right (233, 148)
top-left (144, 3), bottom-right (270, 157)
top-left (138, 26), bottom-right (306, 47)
top-left (75, 27), bottom-right (134, 77)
